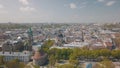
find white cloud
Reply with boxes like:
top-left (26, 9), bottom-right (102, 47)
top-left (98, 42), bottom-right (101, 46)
top-left (0, 4), bottom-right (7, 14)
top-left (81, 2), bottom-right (88, 5)
top-left (0, 10), bottom-right (8, 14)
top-left (98, 0), bottom-right (104, 2)
top-left (97, 0), bottom-right (116, 7)
top-left (98, 0), bottom-right (105, 2)
top-left (19, 0), bottom-right (36, 12)
top-left (0, 4), bottom-right (4, 9)
top-left (20, 6), bottom-right (36, 12)
top-left (79, 5), bottom-right (86, 9)
top-left (72, 14), bottom-right (80, 19)
top-left (106, 1), bottom-right (116, 6)
top-left (69, 3), bottom-right (77, 9)
top-left (19, 0), bottom-right (29, 5)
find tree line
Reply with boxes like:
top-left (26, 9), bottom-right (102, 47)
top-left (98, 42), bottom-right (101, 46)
top-left (49, 48), bottom-right (120, 61)
top-left (47, 48), bottom-right (120, 68)
top-left (41, 40), bottom-right (120, 67)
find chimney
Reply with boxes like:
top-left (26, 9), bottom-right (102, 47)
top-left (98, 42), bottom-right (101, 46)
top-left (24, 52), bottom-right (26, 54)
top-left (9, 51), bottom-right (11, 54)
top-left (2, 51), bottom-right (4, 54)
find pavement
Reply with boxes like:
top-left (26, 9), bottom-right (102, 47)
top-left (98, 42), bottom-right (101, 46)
top-left (25, 62), bottom-right (34, 68)
top-left (113, 62), bottom-right (120, 68)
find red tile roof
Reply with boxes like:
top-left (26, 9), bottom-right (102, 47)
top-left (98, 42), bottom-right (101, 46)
top-left (33, 51), bottom-right (43, 60)
top-left (105, 42), bottom-right (112, 47)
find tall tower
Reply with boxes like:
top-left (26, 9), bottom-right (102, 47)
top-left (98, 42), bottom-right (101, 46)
top-left (27, 28), bottom-right (33, 51)
top-left (82, 30), bottom-right (84, 42)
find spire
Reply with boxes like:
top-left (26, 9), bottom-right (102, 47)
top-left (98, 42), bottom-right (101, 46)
top-left (27, 27), bottom-right (33, 37)
top-left (27, 27), bottom-right (33, 51)
top-left (82, 30), bottom-right (84, 42)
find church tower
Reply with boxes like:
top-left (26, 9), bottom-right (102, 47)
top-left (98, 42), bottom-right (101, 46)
top-left (82, 30), bottom-right (84, 42)
top-left (27, 28), bottom-right (33, 51)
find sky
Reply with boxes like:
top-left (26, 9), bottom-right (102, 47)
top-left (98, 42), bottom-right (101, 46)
top-left (0, 0), bottom-right (120, 23)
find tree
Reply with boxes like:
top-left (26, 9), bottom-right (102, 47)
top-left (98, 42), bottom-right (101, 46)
top-left (49, 55), bottom-right (56, 68)
top-left (49, 48), bottom-right (73, 61)
top-left (69, 59), bottom-right (79, 68)
top-left (19, 62), bottom-right (25, 68)
top-left (57, 64), bottom-right (74, 68)
top-left (93, 59), bottom-right (115, 68)
top-left (6, 59), bottom-right (19, 68)
top-left (0, 56), bottom-right (5, 65)
top-left (41, 40), bottom-right (55, 53)
top-left (33, 65), bottom-right (40, 68)
top-left (111, 50), bottom-right (120, 59)
top-left (6, 59), bottom-right (25, 68)
top-left (99, 49), bottom-right (111, 57)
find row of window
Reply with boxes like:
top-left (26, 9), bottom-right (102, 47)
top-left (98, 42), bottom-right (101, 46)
top-left (4, 56), bottom-right (29, 62)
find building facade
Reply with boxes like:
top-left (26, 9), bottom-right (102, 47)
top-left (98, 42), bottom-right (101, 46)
top-left (0, 51), bottom-right (31, 63)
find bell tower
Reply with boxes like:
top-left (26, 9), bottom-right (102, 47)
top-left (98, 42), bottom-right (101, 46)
top-left (27, 27), bottom-right (33, 51)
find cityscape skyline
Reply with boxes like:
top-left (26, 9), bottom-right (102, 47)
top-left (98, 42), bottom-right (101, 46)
top-left (0, 0), bottom-right (120, 23)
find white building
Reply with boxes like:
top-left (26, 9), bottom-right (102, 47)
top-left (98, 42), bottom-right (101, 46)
top-left (50, 42), bottom-right (89, 49)
top-left (0, 51), bottom-right (31, 63)
top-left (63, 42), bottom-right (89, 48)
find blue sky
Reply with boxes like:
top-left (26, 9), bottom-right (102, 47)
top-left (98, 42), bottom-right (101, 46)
top-left (0, 0), bottom-right (120, 23)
